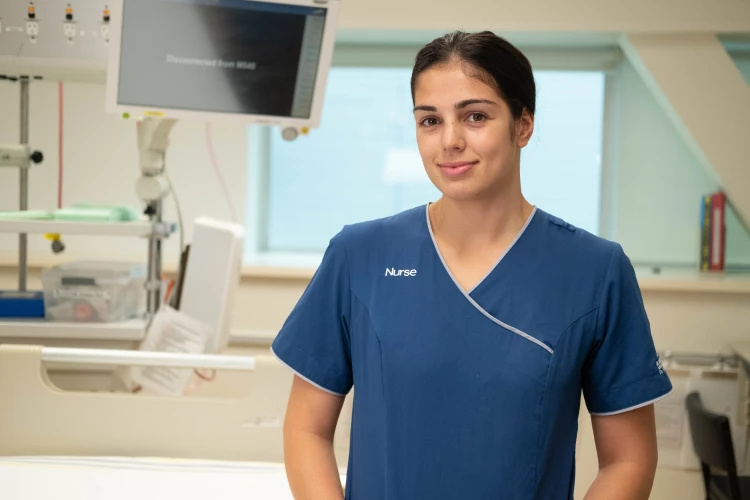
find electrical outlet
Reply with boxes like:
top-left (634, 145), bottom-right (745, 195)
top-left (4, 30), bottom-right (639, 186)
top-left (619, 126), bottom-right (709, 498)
top-left (63, 22), bottom-right (76, 39)
top-left (100, 23), bottom-right (110, 42)
top-left (26, 21), bottom-right (39, 37)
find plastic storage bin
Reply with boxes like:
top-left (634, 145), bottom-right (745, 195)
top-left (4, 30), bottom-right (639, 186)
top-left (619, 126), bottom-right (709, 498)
top-left (42, 262), bottom-right (147, 323)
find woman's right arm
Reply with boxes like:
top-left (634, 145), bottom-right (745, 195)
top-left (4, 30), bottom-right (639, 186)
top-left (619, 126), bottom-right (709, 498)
top-left (283, 375), bottom-right (347, 500)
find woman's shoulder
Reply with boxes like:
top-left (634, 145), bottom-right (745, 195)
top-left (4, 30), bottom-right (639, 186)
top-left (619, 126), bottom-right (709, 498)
top-left (325, 206), bottom-right (427, 284)
top-left (337, 205), bottom-right (427, 249)
top-left (535, 208), bottom-right (622, 268)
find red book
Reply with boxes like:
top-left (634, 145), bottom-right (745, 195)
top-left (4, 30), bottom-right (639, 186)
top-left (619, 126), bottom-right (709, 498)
top-left (700, 195), bottom-right (711, 271)
top-left (710, 192), bottom-right (726, 271)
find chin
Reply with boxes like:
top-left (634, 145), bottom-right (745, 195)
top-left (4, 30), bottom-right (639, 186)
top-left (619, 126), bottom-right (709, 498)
top-left (434, 181), bottom-right (487, 201)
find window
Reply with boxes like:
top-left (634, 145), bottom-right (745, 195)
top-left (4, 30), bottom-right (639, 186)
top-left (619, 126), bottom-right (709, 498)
top-left (521, 71), bottom-right (605, 236)
top-left (252, 67), bottom-right (606, 254)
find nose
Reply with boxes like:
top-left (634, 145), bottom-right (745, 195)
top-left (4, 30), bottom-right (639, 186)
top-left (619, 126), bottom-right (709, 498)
top-left (441, 120), bottom-right (465, 152)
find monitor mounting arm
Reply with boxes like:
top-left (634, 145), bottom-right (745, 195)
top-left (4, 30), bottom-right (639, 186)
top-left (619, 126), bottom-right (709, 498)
top-left (136, 117), bottom-right (178, 203)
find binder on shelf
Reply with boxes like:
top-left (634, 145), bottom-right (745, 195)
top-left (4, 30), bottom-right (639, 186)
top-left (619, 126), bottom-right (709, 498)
top-left (699, 191), bottom-right (727, 272)
top-left (710, 192), bottom-right (726, 272)
top-left (700, 194), bottom-right (712, 271)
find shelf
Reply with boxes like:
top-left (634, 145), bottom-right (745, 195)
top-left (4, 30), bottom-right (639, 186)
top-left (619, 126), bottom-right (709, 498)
top-left (0, 318), bottom-right (147, 341)
top-left (241, 252), bottom-right (321, 280)
top-left (635, 266), bottom-right (750, 294)
top-left (0, 220), bottom-right (171, 238)
top-left (731, 342), bottom-right (750, 377)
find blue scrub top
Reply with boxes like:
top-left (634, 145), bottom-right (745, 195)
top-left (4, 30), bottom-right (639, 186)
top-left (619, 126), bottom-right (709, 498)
top-left (271, 205), bottom-right (672, 500)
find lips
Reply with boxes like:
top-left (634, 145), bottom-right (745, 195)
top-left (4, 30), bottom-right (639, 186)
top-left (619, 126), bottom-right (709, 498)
top-left (438, 161), bottom-right (477, 178)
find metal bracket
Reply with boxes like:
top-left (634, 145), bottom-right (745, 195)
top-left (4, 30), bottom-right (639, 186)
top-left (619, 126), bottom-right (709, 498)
top-left (144, 280), bottom-right (163, 292)
top-left (148, 221), bottom-right (177, 239)
top-left (0, 145), bottom-right (43, 169)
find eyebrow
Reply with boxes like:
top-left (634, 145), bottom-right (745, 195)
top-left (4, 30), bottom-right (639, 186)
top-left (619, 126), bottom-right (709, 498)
top-left (456, 98), bottom-right (496, 109)
top-left (413, 98), bottom-right (497, 113)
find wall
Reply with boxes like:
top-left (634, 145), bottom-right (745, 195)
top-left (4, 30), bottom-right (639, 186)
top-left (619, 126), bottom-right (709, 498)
top-left (334, 0), bottom-right (750, 32)
top-left (621, 35), bottom-right (750, 236)
top-left (723, 55), bottom-right (749, 266)
top-left (611, 56), bottom-right (750, 268)
top-left (736, 57), bottom-right (750, 78)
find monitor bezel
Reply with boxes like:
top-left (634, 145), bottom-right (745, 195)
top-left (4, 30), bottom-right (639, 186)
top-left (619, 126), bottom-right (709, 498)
top-left (105, 0), bottom-right (339, 129)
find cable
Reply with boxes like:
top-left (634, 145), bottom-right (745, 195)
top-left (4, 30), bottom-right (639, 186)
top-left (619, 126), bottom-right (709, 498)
top-left (164, 170), bottom-right (185, 309)
top-left (164, 169), bottom-right (185, 253)
top-left (163, 278), bottom-right (176, 305)
top-left (205, 122), bottom-right (237, 223)
top-left (57, 81), bottom-right (64, 209)
top-left (194, 368), bottom-right (217, 382)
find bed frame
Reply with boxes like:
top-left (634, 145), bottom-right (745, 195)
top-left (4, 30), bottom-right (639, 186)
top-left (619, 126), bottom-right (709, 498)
top-left (0, 344), bottom-right (294, 461)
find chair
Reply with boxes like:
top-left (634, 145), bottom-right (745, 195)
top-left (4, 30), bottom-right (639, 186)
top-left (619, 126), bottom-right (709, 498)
top-left (686, 392), bottom-right (750, 500)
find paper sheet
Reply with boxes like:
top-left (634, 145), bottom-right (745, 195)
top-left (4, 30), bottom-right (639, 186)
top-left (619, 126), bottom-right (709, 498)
top-left (655, 395), bottom-right (686, 450)
top-left (129, 307), bottom-right (214, 397)
top-left (654, 370), bottom-right (690, 470)
top-left (655, 367), bottom-right (745, 471)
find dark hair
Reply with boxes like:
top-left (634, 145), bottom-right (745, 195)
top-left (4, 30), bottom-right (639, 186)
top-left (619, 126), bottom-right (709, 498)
top-left (410, 31), bottom-right (536, 119)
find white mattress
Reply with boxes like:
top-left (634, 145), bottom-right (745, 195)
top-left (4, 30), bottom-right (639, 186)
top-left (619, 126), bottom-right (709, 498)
top-left (0, 456), bottom-right (346, 500)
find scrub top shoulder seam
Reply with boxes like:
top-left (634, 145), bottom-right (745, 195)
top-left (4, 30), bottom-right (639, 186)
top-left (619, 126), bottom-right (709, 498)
top-left (424, 205), bottom-right (553, 355)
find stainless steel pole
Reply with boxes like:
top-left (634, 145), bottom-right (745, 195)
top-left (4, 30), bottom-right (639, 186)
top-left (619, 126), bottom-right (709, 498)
top-left (146, 201), bottom-right (163, 315)
top-left (18, 77), bottom-right (30, 292)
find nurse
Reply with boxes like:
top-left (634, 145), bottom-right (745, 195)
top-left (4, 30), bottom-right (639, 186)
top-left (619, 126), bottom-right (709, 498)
top-left (272, 31), bottom-right (672, 500)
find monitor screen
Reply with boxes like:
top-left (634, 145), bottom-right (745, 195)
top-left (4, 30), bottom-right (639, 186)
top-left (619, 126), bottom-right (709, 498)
top-left (112, 0), bottom-right (334, 123)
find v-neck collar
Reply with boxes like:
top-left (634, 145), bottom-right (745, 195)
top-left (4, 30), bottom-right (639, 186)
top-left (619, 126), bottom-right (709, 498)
top-left (425, 203), bottom-right (538, 295)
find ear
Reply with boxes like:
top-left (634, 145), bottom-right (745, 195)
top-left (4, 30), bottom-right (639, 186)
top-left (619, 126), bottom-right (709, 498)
top-left (514, 109), bottom-right (534, 148)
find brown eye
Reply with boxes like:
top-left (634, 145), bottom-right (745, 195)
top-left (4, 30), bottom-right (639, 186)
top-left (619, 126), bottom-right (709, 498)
top-left (420, 117), bottom-right (439, 127)
top-left (467, 112), bottom-right (486, 122)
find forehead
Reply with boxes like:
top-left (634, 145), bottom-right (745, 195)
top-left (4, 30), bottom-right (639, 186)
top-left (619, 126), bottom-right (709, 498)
top-left (413, 64), bottom-right (501, 104)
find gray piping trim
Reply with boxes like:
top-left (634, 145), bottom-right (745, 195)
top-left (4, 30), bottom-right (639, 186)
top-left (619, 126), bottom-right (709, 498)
top-left (425, 205), bottom-right (553, 355)
top-left (467, 206), bottom-right (538, 294)
top-left (269, 346), bottom-right (347, 397)
top-left (589, 389), bottom-right (672, 416)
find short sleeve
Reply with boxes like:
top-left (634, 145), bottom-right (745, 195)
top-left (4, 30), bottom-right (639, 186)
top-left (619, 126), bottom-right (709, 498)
top-left (583, 244), bottom-right (672, 415)
top-left (270, 230), bottom-right (353, 396)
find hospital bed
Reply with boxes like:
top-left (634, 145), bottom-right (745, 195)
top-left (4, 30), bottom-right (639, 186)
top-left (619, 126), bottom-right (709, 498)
top-left (0, 344), bottom-right (348, 499)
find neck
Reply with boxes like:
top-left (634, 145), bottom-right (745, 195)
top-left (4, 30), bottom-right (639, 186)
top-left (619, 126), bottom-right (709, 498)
top-left (429, 175), bottom-right (534, 249)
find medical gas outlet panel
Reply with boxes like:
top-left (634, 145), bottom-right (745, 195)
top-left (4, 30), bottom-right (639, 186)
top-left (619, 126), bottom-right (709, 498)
top-left (0, 1), bottom-right (111, 80)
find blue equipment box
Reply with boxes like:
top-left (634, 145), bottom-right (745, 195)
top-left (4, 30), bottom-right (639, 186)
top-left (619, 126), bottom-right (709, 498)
top-left (0, 290), bottom-right (45, 318)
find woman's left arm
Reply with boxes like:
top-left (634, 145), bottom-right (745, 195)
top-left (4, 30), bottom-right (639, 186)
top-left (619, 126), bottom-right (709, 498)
top-left (584, 405), bottom-right (658, 500)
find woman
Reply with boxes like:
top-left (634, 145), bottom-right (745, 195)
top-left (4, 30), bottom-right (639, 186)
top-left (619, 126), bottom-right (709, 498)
top-left (272, 31), bottom-right (672, 500)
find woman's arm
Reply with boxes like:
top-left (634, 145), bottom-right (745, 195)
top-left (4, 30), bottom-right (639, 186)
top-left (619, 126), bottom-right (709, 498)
top-left (283, 375), bottom-right (346, 500)
top-left (584, 405), bottom-right (658, 500)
